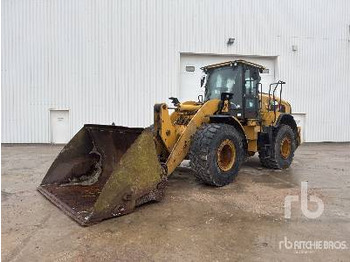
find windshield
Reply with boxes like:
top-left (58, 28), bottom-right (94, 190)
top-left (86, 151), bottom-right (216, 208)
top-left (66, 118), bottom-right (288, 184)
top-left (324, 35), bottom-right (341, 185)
top-left (205, 66), bottom-right (242, 101)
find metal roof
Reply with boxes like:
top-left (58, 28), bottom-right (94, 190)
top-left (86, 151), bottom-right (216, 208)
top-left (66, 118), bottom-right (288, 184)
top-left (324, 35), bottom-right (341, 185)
top-left (201, 59), bottom-right (266, 71)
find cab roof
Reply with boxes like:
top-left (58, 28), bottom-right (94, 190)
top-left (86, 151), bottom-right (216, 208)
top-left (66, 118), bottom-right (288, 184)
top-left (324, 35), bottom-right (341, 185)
top-left (201, 59), bottom-right (266, 71)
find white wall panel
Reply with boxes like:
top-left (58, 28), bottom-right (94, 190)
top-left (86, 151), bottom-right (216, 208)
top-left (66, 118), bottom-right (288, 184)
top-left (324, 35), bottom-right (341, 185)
top-left (2, 0), bottom-right (350, 142)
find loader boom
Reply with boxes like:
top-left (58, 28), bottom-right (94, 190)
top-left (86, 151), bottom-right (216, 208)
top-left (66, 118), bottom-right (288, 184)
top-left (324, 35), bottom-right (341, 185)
top-left (157, 99), bottom-right (221, 175)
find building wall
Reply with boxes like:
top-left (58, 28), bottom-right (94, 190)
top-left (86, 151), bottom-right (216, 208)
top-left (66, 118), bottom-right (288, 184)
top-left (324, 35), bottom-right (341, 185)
top-left (2, 0), bottom-right (350, 143)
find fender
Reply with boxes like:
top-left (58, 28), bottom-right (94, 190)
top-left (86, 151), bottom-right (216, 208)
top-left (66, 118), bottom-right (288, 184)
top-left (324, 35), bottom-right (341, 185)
top-left (209, 115), bottom-right (247, 141)
top-left (275, 114), bottom-right (297, 130)
top-left (275, 114), bottom-right (301, 146)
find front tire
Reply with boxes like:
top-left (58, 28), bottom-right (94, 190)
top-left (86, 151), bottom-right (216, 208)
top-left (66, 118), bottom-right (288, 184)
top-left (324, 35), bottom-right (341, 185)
top-left (189, 123), bottom-right (245, 187)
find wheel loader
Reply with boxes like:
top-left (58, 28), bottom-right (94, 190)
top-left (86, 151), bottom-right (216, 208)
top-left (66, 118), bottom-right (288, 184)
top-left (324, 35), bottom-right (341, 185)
top-left (38, 59), bottom-right (301, 226)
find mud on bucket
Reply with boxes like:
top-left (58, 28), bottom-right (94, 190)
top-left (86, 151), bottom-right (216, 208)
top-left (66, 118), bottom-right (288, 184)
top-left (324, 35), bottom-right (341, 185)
top-left (37, 124), bottom-right (166, 226)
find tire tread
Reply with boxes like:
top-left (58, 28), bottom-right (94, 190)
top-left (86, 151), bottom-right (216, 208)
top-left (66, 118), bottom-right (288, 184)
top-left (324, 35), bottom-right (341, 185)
top-left (189, 123), bottom-right (245, 186)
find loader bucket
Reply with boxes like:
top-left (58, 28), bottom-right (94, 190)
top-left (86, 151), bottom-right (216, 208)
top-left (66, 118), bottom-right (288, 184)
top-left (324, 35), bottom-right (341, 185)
top-left (38, 124), bottom-right (166, 226)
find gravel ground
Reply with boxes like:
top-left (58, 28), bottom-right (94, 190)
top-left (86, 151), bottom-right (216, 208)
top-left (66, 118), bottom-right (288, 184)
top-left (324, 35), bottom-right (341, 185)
top-left (2, 143), bottom-right (350, 261)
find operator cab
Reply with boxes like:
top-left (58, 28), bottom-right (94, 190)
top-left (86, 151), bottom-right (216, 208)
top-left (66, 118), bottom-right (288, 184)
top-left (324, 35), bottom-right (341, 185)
top-left (201, 60), bottom-right (265, 120)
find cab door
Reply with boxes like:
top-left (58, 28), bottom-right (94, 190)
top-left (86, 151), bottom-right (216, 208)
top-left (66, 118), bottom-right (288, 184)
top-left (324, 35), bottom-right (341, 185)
top-left (243, 66), bottom-right (260, 119)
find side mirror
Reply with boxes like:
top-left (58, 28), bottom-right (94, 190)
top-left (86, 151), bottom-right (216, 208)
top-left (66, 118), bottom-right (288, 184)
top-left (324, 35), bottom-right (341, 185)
top-left (220, 92), bottom-right (234, 101)
top-left (169, 97), bottom-right (180, 106)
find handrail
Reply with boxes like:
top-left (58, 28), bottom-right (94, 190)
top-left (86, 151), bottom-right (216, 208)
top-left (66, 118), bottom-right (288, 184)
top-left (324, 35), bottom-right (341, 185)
top-left (268, 81), bottom-right (286, 122)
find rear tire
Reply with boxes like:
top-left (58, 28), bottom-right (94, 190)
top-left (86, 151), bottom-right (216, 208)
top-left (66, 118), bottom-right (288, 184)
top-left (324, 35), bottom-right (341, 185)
top-left (189, 123), bottom-right (245, 187)
top-left (259, 124), bottom-right (296, 169)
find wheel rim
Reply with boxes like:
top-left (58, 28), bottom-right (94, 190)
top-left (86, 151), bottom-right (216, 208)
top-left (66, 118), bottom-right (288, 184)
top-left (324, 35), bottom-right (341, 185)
top-left (217, 139), bottom-right (236, 172)
top-left (280, 137), bottom-right (292, 159)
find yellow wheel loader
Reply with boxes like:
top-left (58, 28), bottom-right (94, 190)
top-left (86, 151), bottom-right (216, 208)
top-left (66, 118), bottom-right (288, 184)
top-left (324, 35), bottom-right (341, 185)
top-left (38, 60), bottom-right (301, 225)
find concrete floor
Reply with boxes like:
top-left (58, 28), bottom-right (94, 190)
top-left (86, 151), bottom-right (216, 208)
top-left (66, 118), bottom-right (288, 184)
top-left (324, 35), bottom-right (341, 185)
top-left (1, 143), bottom-right (350, 261)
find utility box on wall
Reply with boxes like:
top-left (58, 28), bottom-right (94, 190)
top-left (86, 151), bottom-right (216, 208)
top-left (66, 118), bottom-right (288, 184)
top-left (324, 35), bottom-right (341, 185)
top-left (292, 113), bottom-right (306, 143)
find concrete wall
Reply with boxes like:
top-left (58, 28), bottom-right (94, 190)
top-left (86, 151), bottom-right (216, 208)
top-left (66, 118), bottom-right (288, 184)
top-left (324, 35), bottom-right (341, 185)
top-left (2, 0), bottom-right (350, 142)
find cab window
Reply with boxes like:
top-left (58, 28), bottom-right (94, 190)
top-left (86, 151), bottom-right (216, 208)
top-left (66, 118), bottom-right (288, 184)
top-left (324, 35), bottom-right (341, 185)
top-left (205, 66), bottom-right (242, 100)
